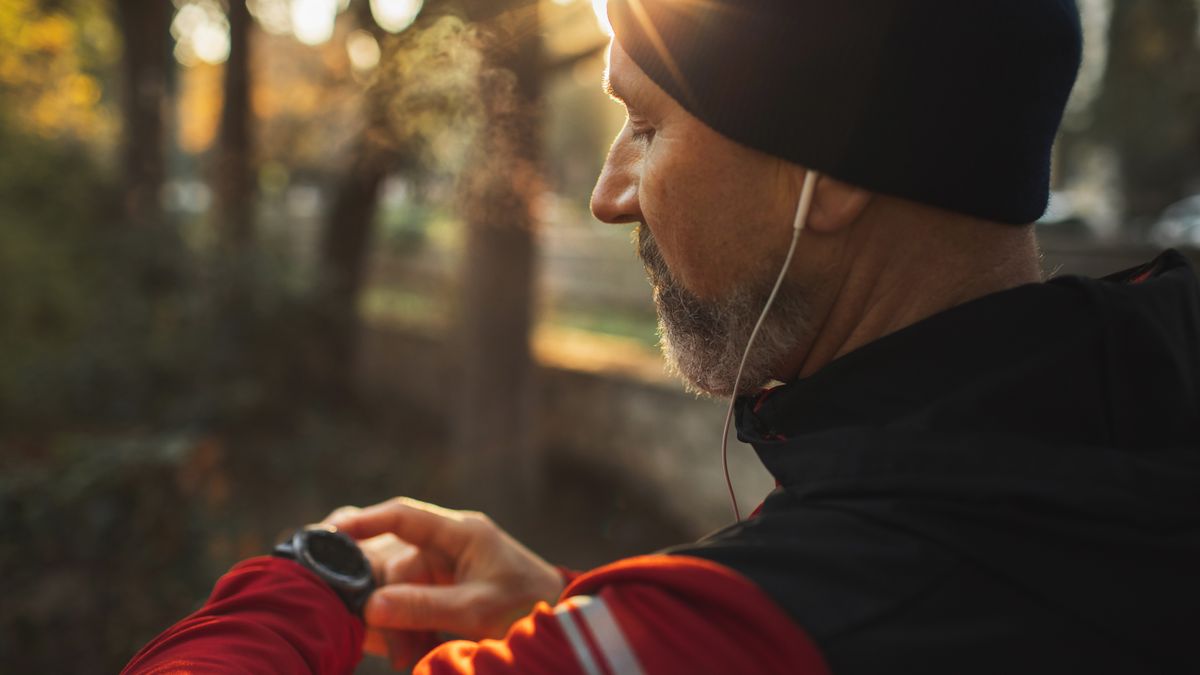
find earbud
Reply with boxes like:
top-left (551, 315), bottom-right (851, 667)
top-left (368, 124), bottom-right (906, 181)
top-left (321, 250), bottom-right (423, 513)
top-left (721, 170), bottom-right (820, 522)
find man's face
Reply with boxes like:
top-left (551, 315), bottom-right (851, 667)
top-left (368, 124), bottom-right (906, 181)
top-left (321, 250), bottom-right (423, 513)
top-left (590, 42), bottom-right (815, 396)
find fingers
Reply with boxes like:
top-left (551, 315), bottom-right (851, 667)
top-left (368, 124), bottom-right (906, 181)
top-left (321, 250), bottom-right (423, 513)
top-left (329, 497), bottom-right (484, 559)
top-left (365, 582), bottom-right (482, 634)
top-left (321, 505), bottom-right (361, 526)
top-left (363, 627), bottom-right (389, 657)
top-left (358, 533), bottom-right (408, 582)
top-left (381, 544), bottom-right (422, 584)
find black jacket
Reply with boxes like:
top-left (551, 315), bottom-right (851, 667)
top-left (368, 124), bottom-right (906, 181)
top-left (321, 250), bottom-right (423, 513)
top-left (671, 250), bottom-right (1200, 674)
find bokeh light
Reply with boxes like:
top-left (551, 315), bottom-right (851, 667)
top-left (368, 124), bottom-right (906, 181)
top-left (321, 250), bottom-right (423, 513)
top-left (171, 1), bottom-right (232, 65)
top-left (247, 0), bottom-right (292, 35)
top-left (346, 29), bottom-right (382, 71)
top-left (370, 0), bottom-right (423, 33)
top-left (291, 0), bottom-right (339, 46)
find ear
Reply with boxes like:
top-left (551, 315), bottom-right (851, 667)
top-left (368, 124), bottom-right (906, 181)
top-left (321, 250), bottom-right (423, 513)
top-left (806, 174), bottom-right (872, 234)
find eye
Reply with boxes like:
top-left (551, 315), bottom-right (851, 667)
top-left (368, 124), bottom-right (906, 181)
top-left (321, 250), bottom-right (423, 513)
top-left (630, 125), bottom-right (656, 143)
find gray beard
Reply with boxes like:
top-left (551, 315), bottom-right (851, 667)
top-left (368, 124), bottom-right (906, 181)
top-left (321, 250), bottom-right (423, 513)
top-left (635, 224), bottom-right (812, 397)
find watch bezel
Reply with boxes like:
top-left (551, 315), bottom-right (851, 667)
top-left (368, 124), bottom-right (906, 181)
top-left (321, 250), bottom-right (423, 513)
top-left (295, 526), bottom-right (373, 591)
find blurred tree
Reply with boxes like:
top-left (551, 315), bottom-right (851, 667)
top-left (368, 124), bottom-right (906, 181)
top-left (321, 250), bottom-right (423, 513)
top-left (452, 0), bottom-right (544, 515)
top-left (315, 0), bottom-right (419, 398)
top-left (113, 0), bottom-right (172, 228)
top-left (214, 0), bottom-right (256, 250)
top-left (313, 1), bottom-right (482, 397)
top-left (1094, 0), bottom-right (1200, 231)
top-left (204, 0), bottom-right (263, 417)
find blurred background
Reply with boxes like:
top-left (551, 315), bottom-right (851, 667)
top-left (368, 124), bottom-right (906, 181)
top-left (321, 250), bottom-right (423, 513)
top-left (1, 0), bottom-right (1198, 671)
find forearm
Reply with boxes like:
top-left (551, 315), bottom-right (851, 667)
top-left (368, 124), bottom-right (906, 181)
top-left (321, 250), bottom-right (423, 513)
top-left (411, 555), bottom-right (830, 675)
top-left (122, 557), bottom-right (365, 675)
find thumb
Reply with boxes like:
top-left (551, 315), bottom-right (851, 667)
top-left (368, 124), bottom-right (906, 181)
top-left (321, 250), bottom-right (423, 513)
top-left (365, 582), bottom-right (481, 634)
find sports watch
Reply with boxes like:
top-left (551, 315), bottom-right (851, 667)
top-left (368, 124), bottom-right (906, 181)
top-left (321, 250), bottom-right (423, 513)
top-left (273, 524), bottom-right (376, 617)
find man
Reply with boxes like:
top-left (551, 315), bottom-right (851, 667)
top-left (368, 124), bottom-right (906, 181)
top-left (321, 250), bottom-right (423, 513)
top-left (126, 0), bottom-right (1200, 673)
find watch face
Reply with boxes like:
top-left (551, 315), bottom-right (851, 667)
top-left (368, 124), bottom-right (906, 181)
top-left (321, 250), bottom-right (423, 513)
top-left (306, 530), bottom-right (370, 580)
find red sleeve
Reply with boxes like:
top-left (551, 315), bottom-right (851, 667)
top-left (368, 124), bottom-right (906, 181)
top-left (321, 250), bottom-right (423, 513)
top-left (413, 554), bottom-right (830, 675)
top-left (122, 557), bottom-right (364, 675)
top-left (416, 602), bottom-right (587, 675)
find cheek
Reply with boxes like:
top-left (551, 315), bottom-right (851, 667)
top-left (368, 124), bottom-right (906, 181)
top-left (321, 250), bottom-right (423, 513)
top-left (639, 147), bottom-right (701, 287)
top-left (639, 137), bottom-right (754, 299)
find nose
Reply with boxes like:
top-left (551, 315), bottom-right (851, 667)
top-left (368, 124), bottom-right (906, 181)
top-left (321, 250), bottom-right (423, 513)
top-left (590, 143), bottom-right (642, 225)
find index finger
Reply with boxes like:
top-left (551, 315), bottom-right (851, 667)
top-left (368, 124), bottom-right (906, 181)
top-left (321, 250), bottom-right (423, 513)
top-left (329, 497), bottom-right (475, 558)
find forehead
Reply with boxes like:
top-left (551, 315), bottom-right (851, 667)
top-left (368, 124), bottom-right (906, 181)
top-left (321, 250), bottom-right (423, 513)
top-left (606, 40), bottom-right (636, 81)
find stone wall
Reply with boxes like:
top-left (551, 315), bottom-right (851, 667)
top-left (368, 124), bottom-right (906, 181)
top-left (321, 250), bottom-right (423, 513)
top-left (358, 324), bottom-right (774, 536)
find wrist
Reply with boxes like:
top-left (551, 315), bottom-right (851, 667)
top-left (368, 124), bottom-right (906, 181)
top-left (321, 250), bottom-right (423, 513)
top-left (273, 525), bottom-right (376, 618)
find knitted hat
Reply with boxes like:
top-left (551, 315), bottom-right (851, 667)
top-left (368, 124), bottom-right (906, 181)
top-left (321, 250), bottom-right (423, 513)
top-left (607, 0), bottom-right (1083, 225)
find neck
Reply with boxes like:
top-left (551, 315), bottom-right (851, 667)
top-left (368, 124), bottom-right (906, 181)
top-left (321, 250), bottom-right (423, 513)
top-left (778, 200), bottom-right (1043, 380)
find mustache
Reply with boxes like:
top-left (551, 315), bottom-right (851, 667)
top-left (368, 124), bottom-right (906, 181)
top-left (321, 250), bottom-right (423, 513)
top-left (635, 223), bottom-right (669, 286)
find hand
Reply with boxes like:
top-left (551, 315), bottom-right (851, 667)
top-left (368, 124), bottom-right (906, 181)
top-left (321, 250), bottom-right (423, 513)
top-left (325, 498), bottom-right (565, 670)
top-left (317, 510), bottom-right (433, 663)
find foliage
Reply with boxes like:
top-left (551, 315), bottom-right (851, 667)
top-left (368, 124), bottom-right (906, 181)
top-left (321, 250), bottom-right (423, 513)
top-left (0, 112), bottom-right (334, 431)
top-left (0, 115), bottom-right (124, 427)
top-left (0, 433), bottom-right (228, 673)
top-left (0, 114), bottom-right (203, 429)
top-left (0, 0), bottom-right (119, 144)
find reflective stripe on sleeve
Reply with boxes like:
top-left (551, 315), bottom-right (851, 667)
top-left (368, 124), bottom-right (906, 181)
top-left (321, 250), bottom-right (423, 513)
top-left (553, 598), bottom-right (605, 675)
top-left (554, 595), bottom-right (647, 675)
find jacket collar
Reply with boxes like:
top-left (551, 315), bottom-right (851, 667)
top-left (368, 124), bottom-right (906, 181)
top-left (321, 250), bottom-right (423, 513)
top-left (734, 249), bottom-right (1200, 488)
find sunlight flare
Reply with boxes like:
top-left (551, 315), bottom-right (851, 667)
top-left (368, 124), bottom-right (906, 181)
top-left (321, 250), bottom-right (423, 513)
top-left (592, 0), bottom-right (613, 36)
top-left (624, 0), bottom-right (696, 106)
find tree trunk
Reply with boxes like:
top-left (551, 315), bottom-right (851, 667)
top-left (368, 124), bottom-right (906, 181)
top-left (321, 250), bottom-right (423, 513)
top-left (1094, 0), bottom-right (1200, 233)
top-left (452, 1), bottom-right (544, 518)
top-left (314, 5), bottom-right (405, 399)
top-left (206, 0), bottom-right (259, 399)
top-left (315, 138), bottom-right (391, 398)
top-left (114, 0), bottom-right (171, 228)
top-left (214, 0), bottom-right (255, 251)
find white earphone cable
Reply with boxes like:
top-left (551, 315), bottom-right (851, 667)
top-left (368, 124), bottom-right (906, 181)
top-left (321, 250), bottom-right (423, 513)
top-left (721, 170), bottom-right (820, 522)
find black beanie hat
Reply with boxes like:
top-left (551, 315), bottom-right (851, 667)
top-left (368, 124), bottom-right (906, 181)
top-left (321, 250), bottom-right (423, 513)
top-left (607, 0), bottom-right (1083, 225)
